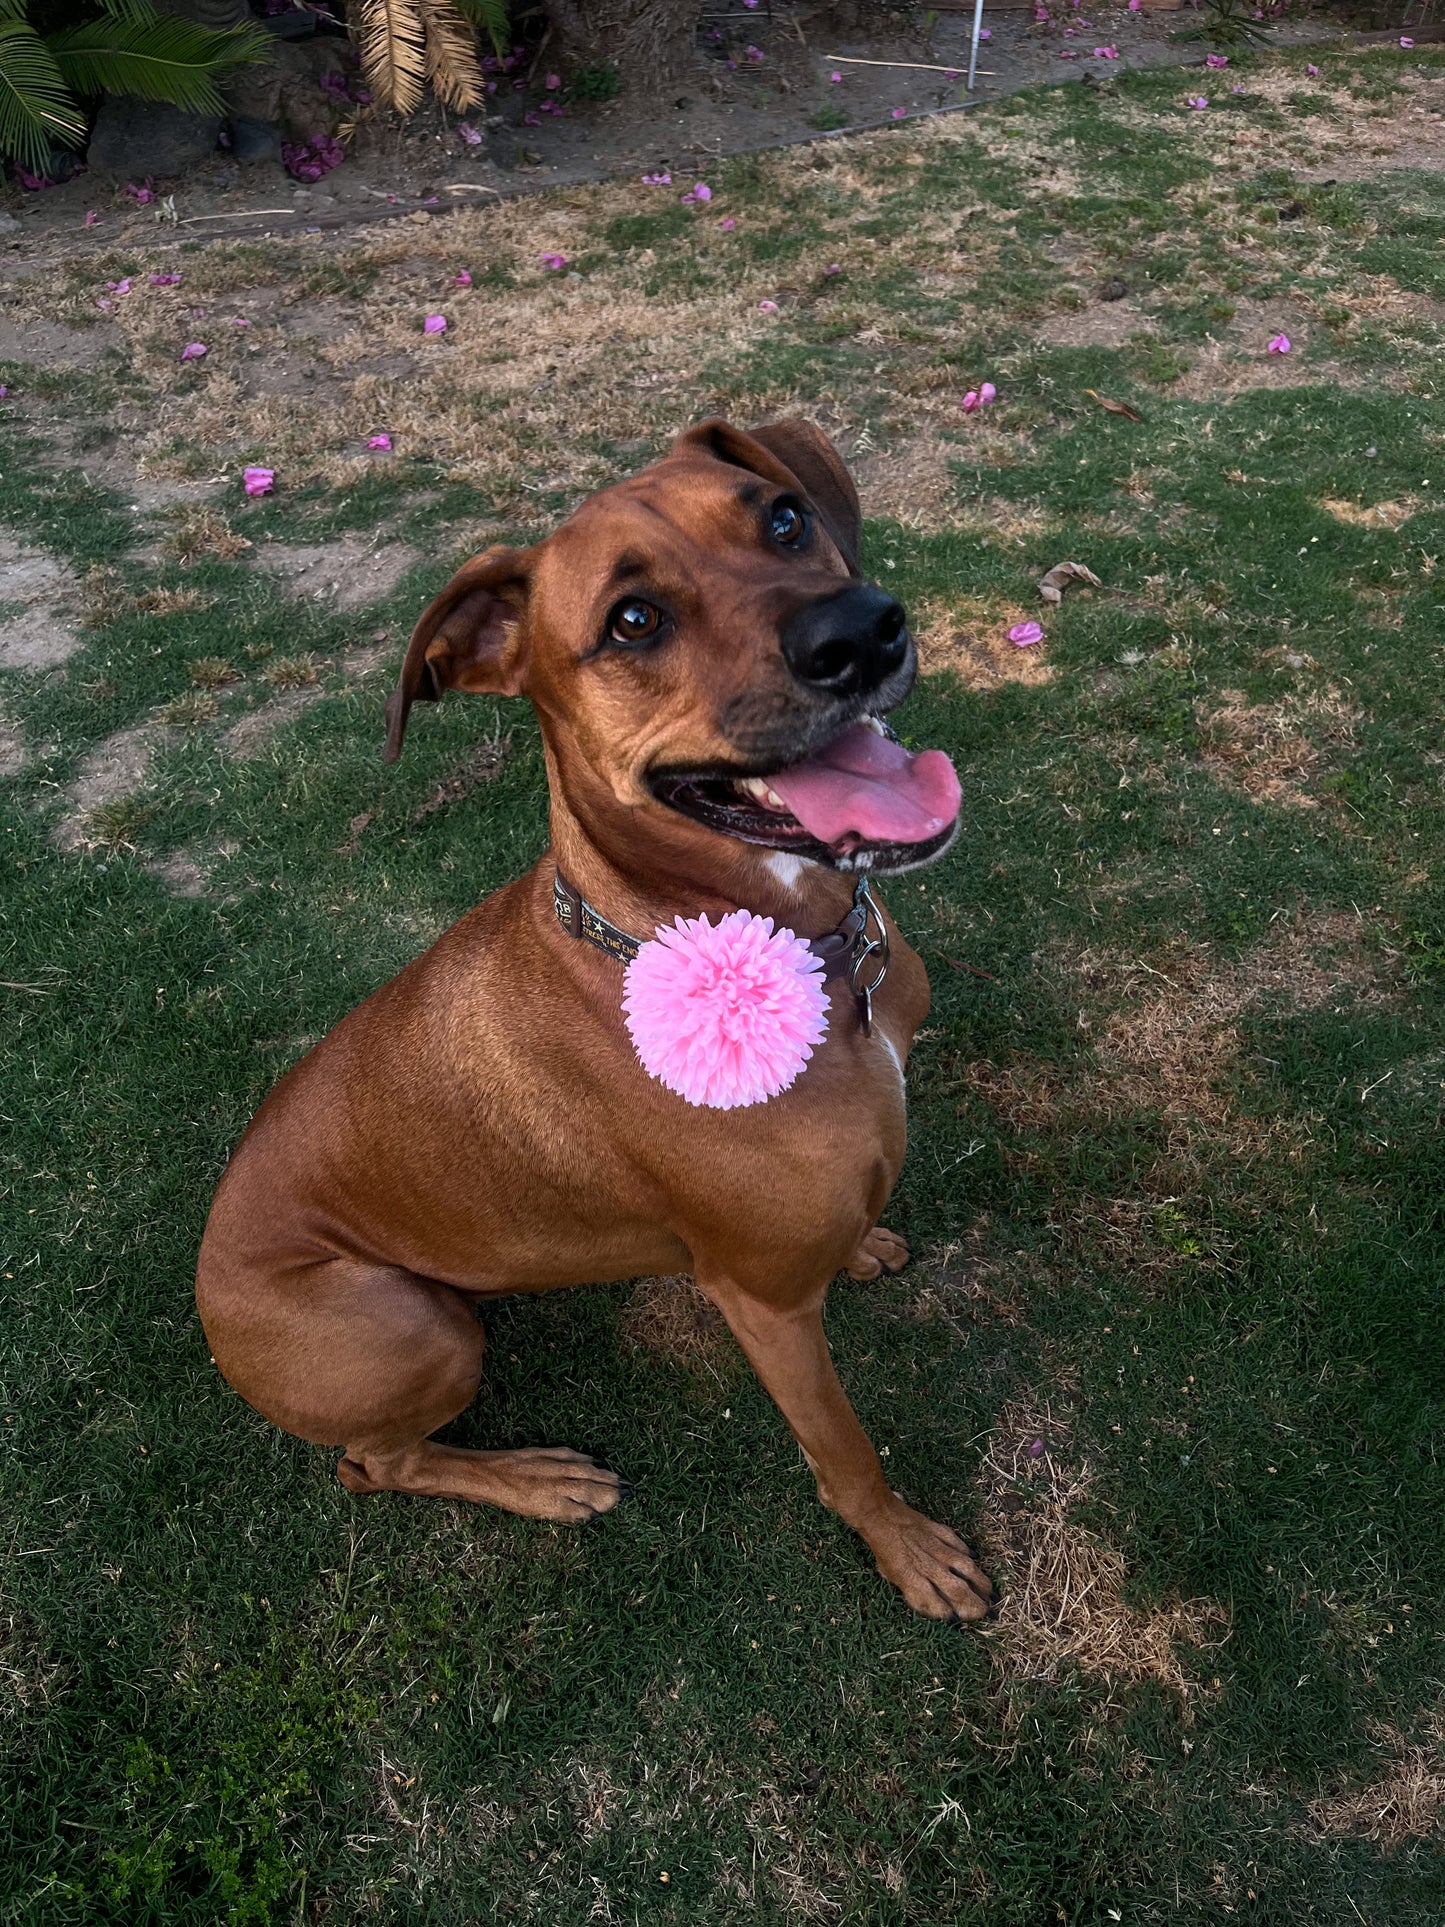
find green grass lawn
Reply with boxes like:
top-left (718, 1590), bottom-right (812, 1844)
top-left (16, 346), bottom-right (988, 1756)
top-left (2, 43), bottom-right (1444, 1925)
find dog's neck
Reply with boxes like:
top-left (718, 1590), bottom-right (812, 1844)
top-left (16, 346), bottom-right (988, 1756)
top-left (546, 790), bottom-right (862, 944)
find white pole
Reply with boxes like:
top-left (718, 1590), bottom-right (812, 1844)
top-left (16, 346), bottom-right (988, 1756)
top-left (966, 0), bottom-right (986, 91)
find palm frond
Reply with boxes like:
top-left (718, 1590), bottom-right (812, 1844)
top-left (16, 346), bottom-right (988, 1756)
top-left (449, 0), bottom-right (509, 55)
top-left (416, 0), bottom-right (483, 112)
top-left (0, 20), bottom-right (85, 175)
top-left (354, 0), bottom-right (428, 116)
top-left (92, 0), bottom-right (163, 22)
top-left (50, 15), bottom-right (270, 113)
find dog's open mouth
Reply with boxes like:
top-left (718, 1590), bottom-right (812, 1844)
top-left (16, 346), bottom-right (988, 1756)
top-left (650, 718), bottom-right (961, 873)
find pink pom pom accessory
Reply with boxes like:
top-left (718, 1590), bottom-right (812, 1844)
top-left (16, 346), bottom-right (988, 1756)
top-left (623, 909), bottom-right (830, 1109)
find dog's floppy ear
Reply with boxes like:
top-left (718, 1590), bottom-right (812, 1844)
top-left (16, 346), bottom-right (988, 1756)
top-left (384, 545), bottom-right (532, 763)
top-left (677, 417), bottom-right (862, 574)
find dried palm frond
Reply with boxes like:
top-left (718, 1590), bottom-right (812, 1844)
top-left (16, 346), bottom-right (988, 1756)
top-left (354, 0), bottom-right (428, 117)
top-left (415, 0), bottom-right (483, 112)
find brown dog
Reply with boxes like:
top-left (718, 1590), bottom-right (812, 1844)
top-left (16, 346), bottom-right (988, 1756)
top-left (196, 418), bottom-right (994, 1622)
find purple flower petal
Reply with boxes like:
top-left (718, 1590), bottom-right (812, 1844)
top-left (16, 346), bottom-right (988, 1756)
top-left (1400, 35), bottom-right (1414, 46)
top-left (1008, 621), bottom-right (1044, 646)
top-left (458, 121), bottom-right (483, 145)
top-left (84, 210), bottom-right (98, 227)
top-left (243, 465), bottom-right (274, 497)
top-left (546, 71), bottom-right (561, 89)
top-left (830, 69), bottom-right (842, 80)
top-left (1205, 52), bottom-right (1229, 67)
top-left (540, 251), bottom-right (568, 270)
top-left (1026, 1436), bottom-right (1046, 1457)
top-left (1267, 332), bottom-right (1291, 354)
top-left (423, 314), bottom-right (447, 335)
top-left (452, 270), bottom-right (473, 287)
top-left (758, 298), bottom-right (779, 313)
top-left (891, 105), bottom-right (907, 118)
top-left (149, 272), bottom-right (182, 287)
top-left (719, 216), bottom-right (737, 231)
top-left (179, 342), bottom-right (207, 362)
top-left (367, 433), bottom-right (392, 451)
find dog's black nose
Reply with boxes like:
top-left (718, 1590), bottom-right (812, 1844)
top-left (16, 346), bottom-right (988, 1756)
top-left (780, 584), bottom-right (909, 697)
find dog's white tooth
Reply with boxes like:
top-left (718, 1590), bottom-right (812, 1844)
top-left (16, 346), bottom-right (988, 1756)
top-left (863, 714), bottom-right (888, 737)
top-left (763, 784), bottom-right (788, 810)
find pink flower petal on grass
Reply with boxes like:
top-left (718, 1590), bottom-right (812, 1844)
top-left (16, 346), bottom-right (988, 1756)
top-left (545, 71), bottom-right (561, 89)
top-left (891, 105), bottom-right (907, 118)
top-left (824, 263), bottom-right (842, 276)
top-left (830, 69), bottom-right (842, 81)
top-left (457, 121), bottom-right (483, 145)
top-left (1267, 332), bottom-right (1291, 354)
top-left (1186, 94), bottom-right (1209, 108)
top-left (541, 251), bottom-right (568, 270)
top-left (1093, 45), bottom-right (1118, 57)
top-left (719, 216), bottom-right (737, 230)
top-left (682, 182), bottom-right (712, 204)
top-left (641, 170), bottom-right (672, 185)
top-left (1306, 62), bottom-right (1318, 74)
top-left (243, 465), bottom-right (274, 497)
top-left (179, 342), bottom-right (206, 362)
top-left (745, 44), bottom-right (764, 62)
top-left (423, 314), bottom-right (447, 335)
top-left (368, 433), bottom-right (392, 451)
top-left (106, 278), bottom-right (131, 295)
top-left (1008, 621), bottom-right (1043, 647)
top-left (149, 272), bottom-right (181, 287)
top-left (758, 299), bottom-right (780, 313)
top-left (84, 210), bottom-right (98, 227)
top-left (1205, 52), bottom-right (1229, 67)
top-left (1400, 35), bottom-right (1414, 46)
top-left (452, 270), bottom-right (472, 287)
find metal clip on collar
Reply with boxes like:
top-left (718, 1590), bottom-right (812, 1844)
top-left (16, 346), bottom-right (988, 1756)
top-left (849, 877), bottom-right (890, 1036)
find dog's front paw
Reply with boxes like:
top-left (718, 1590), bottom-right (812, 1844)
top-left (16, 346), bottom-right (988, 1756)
top-left (861, 1497), bottom-right (994, 1622)
top-left (845, 1225), bottom-right (910, 1280)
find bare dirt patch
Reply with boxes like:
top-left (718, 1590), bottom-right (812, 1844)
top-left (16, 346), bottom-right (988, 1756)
top-left (976, 1398), bottom-right (1229, 1697)
top-left (1034, 298), bottom-right (1154, 350)
top-left (0, 703), bottom-right (27, 777)
top-left (252, 538), bottom-right (422, 613)
top-left (1307, 1712), bottom-right (1445, 1849)
top-left (144, 848), bottom-right (209, 899)
top-left (219, 686), bottom-right (327, 760)
top-left (51, 720), bottom-right (170, 851)
top-left (0, 531), bottom-right (71, 603)
top-left (0, 606), bottom-right (80, 672)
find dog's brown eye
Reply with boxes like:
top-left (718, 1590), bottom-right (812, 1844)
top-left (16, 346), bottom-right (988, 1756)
top-left (608, 598), bottom-right (663, 646)
top-left (770, 500), bottom-right (805, 546)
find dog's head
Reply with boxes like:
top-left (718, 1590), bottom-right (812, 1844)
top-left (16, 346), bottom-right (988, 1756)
top-left (386, 418), bottom-right (959, 876)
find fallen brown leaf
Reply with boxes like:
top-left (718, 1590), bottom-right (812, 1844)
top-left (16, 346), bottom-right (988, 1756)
top-left (1038, 560), bottom-right (1103, 606)
top-left (1084, 389), bottom-right (1145, 422)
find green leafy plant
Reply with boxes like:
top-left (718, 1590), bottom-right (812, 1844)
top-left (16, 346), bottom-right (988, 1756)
top-left (567, 58), bottom-right (620, 101)
top-left (0, 0), bottom-right (269, 176)
top-left (1186, 0), bottom-right (1273, 47)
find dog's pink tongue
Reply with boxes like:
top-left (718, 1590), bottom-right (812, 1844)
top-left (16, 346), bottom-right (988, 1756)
top-left (768, 723), bottom-right (961, 846)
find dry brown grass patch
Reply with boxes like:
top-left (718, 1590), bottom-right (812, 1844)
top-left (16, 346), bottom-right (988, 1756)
top-left (618, 1275), bottom-right (738, 1385)
top-left (166, 506), bottom-right (251, 565)
top-left (1197, 686), bottom-right (1359, 808)
top-left (1069, 913), bottom-right (1383, 1148)
top-left (1307, 1712), bottom-right (1445, 1850)
top-left (1319, 496), bottom-right (1422, 531)
top-left (976, 1400), bottom-right (1228, 1697)
top-left (915, 596), bottom-right (1055, 689)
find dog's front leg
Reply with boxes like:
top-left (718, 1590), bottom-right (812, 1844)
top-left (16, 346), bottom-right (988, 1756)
top-left (698, 1273), bottom-right (993, 1622)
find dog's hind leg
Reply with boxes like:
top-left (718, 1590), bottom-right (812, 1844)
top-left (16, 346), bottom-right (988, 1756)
top-left (197, 1253), bottom-right (623, 1522)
